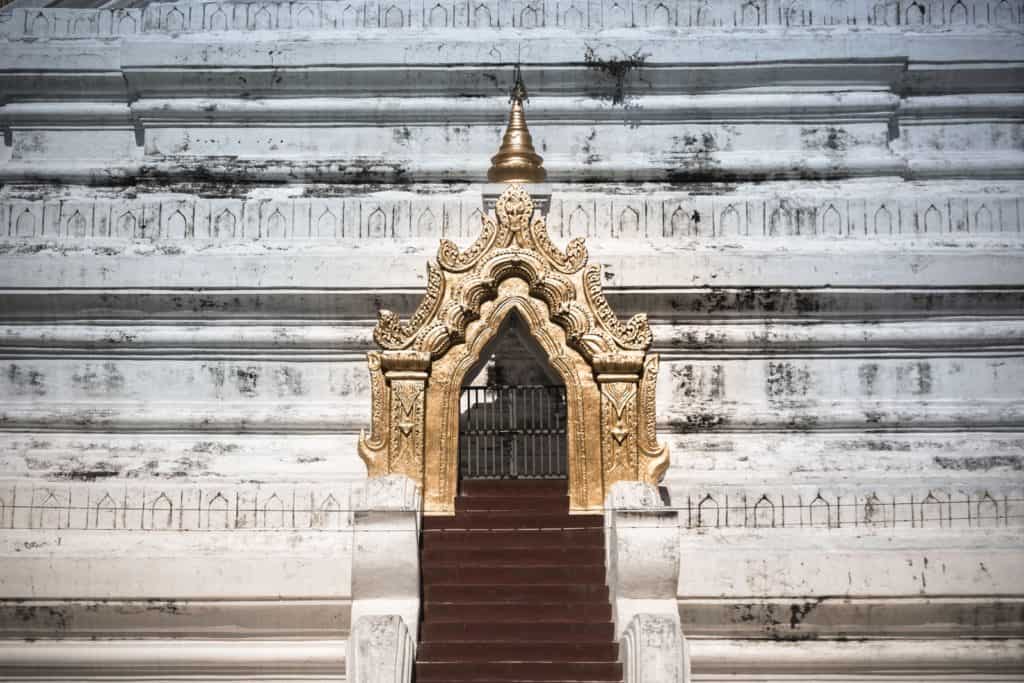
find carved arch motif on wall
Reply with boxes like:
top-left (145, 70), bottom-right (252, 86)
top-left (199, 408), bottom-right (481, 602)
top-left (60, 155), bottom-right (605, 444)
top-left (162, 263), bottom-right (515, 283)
top-left (357, 184), bottom-right (668, 514)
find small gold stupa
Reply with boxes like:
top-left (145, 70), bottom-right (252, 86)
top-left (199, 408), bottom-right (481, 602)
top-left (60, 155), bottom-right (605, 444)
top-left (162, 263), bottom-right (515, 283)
top-left (487, 66), bottom-right (547, 184)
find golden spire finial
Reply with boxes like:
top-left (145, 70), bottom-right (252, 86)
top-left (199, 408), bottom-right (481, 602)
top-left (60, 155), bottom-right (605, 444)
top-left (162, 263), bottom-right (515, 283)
top-left (487, 65), bottom-right (547, 184)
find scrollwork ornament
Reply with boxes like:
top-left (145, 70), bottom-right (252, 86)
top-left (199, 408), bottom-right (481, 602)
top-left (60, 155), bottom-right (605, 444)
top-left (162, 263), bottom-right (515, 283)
top-left (495, 184), bottom-right (535, 235)
top-left (583, 265), bottom-right (653, 350)
top-left (373, 262), bottom-right (445, 349)
top-left (638, 354), bottom-right (670, 485)
top-left (529, 216), bottom-right (588, 274)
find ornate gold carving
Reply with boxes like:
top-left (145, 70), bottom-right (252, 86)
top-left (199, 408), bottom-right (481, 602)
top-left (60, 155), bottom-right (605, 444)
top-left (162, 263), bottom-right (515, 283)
top-left (531, 218), bottom-right (588, 274)
top-left (437, 214), bottom-right (503, 273)
top-left (357, 184), bottom-right (669, 514)
top-left (357, 351), bottom-right (389, 476)
top-left (487, 66), bottom-right (547, 184)
top-left (583, 265), bottom-right (653, 350)
top-left (601, 382), bottom-right (637, 481)
top-left (638, 354), bottom-right (670, 485)
top-left (374, 263), bottom-right (445, 349)
top-left (388, 380), bottom-right (425, 481)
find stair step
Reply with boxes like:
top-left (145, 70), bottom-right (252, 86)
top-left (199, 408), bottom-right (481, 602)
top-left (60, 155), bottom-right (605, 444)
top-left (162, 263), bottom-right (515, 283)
top-left (416, 660), bottom-right (623, 681)
top-left (422, 545), bottom-right (605, 565)
top-left (424, 512), bottom-right (603, 530)
top-left (424, 583), bottom-right (609, 603)
top-left (423, 528), bottom-right (605, 549)
top-left (460, 479), bottom-right (568, 497)
top-left (456, 495), bottom-right (569, 512)
top-left (423, 563), bottom-right (605, 585)
top-left (424, 601), bottom-right (612, 622)
top-left (421, 620), bottom-right (615, 643)
top-left (417, 641), bottom-right (618, 662)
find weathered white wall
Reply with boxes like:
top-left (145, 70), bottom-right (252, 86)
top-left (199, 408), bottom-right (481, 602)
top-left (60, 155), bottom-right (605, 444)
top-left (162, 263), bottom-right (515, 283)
top-left (0, 0), bottom-right (1023, 678)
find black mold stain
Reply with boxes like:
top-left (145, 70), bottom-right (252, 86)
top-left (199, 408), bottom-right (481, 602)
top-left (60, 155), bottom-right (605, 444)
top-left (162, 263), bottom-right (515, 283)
top-left (583, 45), bottom-right (646, 105)
top-left (933, 455), bottom-right (1023, 471)
top-left (71, 362), bottom-right (125, 396)
top-left (234, 367), bottom-right (259, 397)
top-left (789, 601), bottom-right (819, 629)
top-left (274, 367), bottom-right (306, 397)
top-left (858, 363), bottom-right (879, 396)
top-left (913, 362), bottom-right (932, 395)
top-left (392, 126), bottom-right (413, 145)
top-left (765, 362), bottom-right (811, 405)
top-left (671, 412), bottom-right (727, 433)
top-left (6, 364), bottom-right (46, 397)
top-left (801, 126), bottom-right (850, 152)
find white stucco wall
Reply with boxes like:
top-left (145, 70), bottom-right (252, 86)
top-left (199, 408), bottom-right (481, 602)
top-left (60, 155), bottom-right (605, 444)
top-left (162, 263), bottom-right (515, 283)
top-left (0, 0), bottom-right (1023, 678)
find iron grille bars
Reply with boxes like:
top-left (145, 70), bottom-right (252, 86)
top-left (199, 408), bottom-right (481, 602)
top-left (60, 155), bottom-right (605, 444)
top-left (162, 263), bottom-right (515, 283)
top-left (458, 385), bottom-right (567, 480)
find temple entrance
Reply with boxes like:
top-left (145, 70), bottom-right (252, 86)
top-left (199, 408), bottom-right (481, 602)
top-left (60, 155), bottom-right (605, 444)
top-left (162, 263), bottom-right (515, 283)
top-left (358, 183), bottom-right (668, 515)
top-left (458, 312), bottom-right (568, 482)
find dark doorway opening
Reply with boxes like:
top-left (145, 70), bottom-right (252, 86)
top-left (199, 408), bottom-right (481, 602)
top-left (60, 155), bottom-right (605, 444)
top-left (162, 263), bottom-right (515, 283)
top-left (458, 311), bottom-right (567, 483)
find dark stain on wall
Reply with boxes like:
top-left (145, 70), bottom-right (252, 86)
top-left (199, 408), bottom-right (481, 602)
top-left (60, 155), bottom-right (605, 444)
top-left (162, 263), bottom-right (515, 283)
top-left (6, 364), bottom-right (46, 397)
top-left (858, 363), bottom-right (879, 396)
top-left (234, 367), bottom-right (259, 397)
top-left (583, 45), bottom-right (646, 105)
top-left (765, 362), bottom-right (811, 405)
top-left (71, 362), bottom-right (125, 396)
top-left (933, 455), bottom-right (1023, 471)
top-left (274, 367), bottom-right (306, 397)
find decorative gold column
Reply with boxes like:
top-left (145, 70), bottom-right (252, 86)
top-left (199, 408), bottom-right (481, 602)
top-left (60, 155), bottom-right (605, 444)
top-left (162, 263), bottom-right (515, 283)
top-left (594, 352), bottom-right (646, 491)
top-left (380, 350), bottom-right (431, 483)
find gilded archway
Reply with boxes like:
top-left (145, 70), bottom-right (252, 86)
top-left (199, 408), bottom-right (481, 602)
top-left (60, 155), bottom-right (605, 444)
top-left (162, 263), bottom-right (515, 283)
top-left (358, 184), bottom-right (668, 514)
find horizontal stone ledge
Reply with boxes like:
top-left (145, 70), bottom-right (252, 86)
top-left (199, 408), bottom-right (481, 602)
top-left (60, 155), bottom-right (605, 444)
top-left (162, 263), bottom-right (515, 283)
top-left (0, 598), bottom-right (353, 639)
top-left (7, 92), bottom-right (1015, 129)
top-left (660, 400), bottom-right (1024, 433)
top-left (687, 637), bottom-right (1024, 674)
top-left (5, 152), bottom-right (1023, 184)
top-left (125, 93), bottom-right (900, 125)
top-left (0, 151), bottom-right (915, 185)
top-left (3, 248), bottom-right (1024, 289)
top-left (0, 638), bottom-right (346, 676)
top-left (675, 525), bottom-right (1024, 548)
top-left (113, 32), bottom-right (1021, 69)
top-left (2, 399), bottom-right (1023, 434)
top-left (0, 402), bottom-right (368, 434)
top-left (1, 319), bottom-right (1022, 355)
top-left (5, 0), bottom-right (1023, 39)
top-left (678, 597), bottom-right (1024, 639)
top-left (0, 529), bottom-right (354, 600)
top-left (2, 288), bottom-right (1023, 321)
top-left (901, 93), bottom-right (1024, 117)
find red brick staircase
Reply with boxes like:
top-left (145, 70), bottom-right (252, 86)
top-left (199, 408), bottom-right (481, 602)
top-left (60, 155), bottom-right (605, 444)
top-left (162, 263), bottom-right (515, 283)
top-left (416, 479), bottom-right (622, 683)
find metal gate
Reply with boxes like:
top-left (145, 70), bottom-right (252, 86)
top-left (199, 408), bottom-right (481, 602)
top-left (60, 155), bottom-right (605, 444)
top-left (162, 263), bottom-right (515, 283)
top-left (459, 385), bottom-right (567, 480)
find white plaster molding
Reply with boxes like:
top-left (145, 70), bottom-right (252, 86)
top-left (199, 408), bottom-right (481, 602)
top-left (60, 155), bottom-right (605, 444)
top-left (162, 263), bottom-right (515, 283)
top-left (687, 637), bottom-right (1024, 676)
top-left (2, 184), bottom-right (1020, 245)
top-left (0, 638), bottom-right (346, 679)
top-left (1, 319), bottom-right (1024, 357)
top-left (2, 250), bottom-right (1023, 290)
top-left (0, 598), bottom-right (354, 639)
top-left (676, 596), bottom-right (1024, 639)
top-left (3, 0), bottom-right (1024, 39)
top-left (127, 92), bottom-right (901, 125)
top-left (0, 529), bottom-right (354, 599)
top-left (5, 397), bottom-right (1024, 434)
top-left (0, 288), bottom-right (1021, 323)
top-left (605, 481), bottom-right (681, 639)
top-left (350, 475), bottom-right (421, 643)
top-left (346, 615), bottom-right (414, 683)
top-left (621, 613), bottom-right (690, 683)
